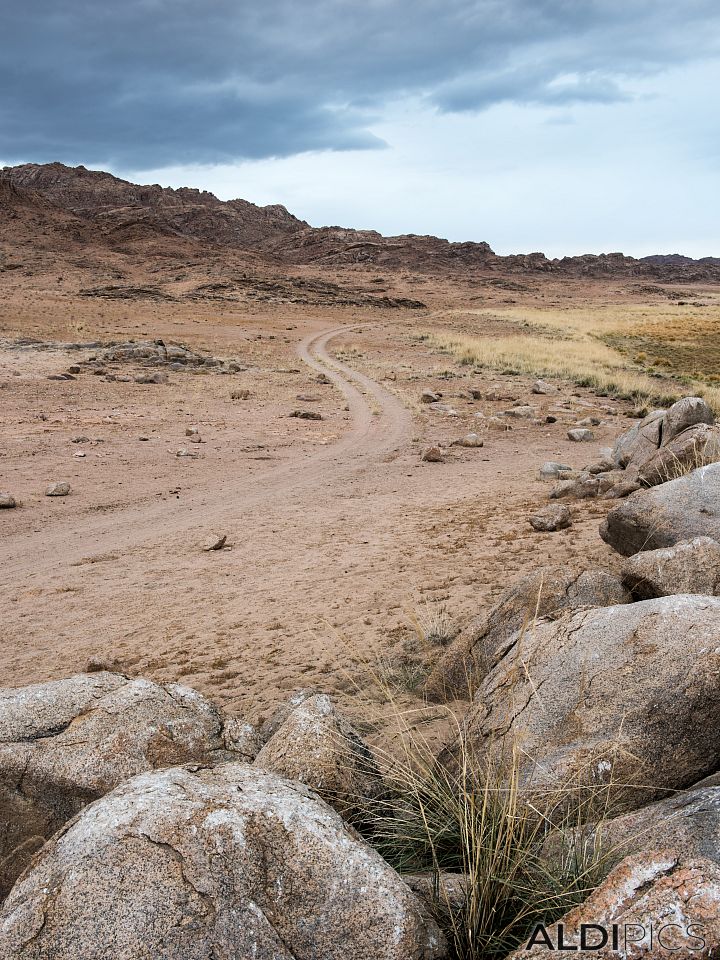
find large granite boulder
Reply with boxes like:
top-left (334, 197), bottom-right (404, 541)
top-left (0, 672), bottom-right (254, 898)
top-left (254, 693), bottom-right (383, 820)
top-left (457, 596), bottom-right (720, 808)
top-left (591, 786), bottom-right (720, 864)
top-left (511, 850), bottom-right (720, 957)
top-left (600, 463), bottom-right (720, 556)
top-left (424, 566), bottom-right (629, 702)
top-left (0, 764), bottom-right (445, 960)
top-left (621, 537), bottom-right (720, 598)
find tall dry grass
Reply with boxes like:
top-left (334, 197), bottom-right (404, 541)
top-left (354, 725), bottom-right (626, 960)
top-left (425, 302), bottom-right (720, 413)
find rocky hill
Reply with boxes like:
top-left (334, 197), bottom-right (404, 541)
top-left (2, 161), bottom-right (720, 282)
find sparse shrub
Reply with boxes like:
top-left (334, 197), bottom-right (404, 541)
top-left (410, 600), bottom-right (457, 647)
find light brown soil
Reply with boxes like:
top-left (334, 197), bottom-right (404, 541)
top-left (0, 280), bottom-right (652, 747)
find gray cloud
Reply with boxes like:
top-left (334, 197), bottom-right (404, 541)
top-left (1, 0), bottom-right (719, 168)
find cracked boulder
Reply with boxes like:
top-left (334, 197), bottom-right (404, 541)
top-left (0, 672), bottom-right (255, 898)
top-left (636, 421), bottom-right (720, 487)
top-left (424, 565), bottom-right (629, 703)
top-left (601, 463), bottom-right (720, 556)
top-left (510, 850), bottom-right (720, 958)
top-left (590, 786), bottom-right (720, 865)
top-left (455, 596), bottom-right (720, 809)
top-left (254, 693), bottom-right (384, 821)
top-left (621, 537), bottom-right (720, 599)
top-left (0, 764), bottom-right (446, 960)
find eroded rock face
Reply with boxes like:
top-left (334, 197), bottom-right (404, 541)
top-left (612, 409), bottom-right (664, 469)
top-left (0, 765), bottom-right (445, 960)
top-left (622, 537), bottom-right (720, 599)
top-left (601, 463), bottom-right (720, 556)
top-left (609, 399), bottom-right (718, 489)
top-left (424, 566), bottom-right (629, 703)
top-left (663, 396), bottom-right (715, 444)
top-left (458, 596), bottom-right (720, 807)
top-left (511, 850), bottom-right (720, 958)
top-left (254, 693), bottom-right (383, 820)
top-left (637, 422), bottom-right (720, 487)
top-left (592, 787), bottom-right (720, 865)
top-left (0, 672), bottom-right (253, 897)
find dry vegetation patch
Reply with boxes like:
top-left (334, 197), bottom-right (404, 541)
top-left (427, 301), bottom-right (720, 412)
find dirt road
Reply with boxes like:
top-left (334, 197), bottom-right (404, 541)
top-left (0, 319), bottom-right (623, 732)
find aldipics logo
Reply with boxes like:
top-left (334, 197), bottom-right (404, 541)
top-left (525, 921), bottom-right (707, 953)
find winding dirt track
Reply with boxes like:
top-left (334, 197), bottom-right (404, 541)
top-left (0, 325), bottom-right (412, 580)
top-left (0, 325), bottom-right (427, 711)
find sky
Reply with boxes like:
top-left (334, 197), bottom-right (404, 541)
top-left (1, 1), bottom-right (719, 257)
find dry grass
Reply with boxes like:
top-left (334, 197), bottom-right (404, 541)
top-left (427, 302), bottom-right (720, 413)
top-left (355, 728), bottom-right (626, 959)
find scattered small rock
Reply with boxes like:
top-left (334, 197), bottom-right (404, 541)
top-left (428, 401), bottom-right (458, 416)
top-left (134, 371), bottom-right (168, 385)
top-left (71, 436), bottom-right (90, 444)
top-left (421, 389), bottom-right (441, 404)
top-left (532, 379), bottom-right (556, 395)
top-left (45, 482), bottom-right (71, 497)
top-left (0, 493), bottom-right (16, 509)
top-left (567, 428), bottom-right (594, 441)
top-left (529, 504), bottom-right (572, 532)
top-left (539, 461), bottom-right (573, 481)
top-left (502, 405), bottom-right (536, 419)
top-left (203, 534), bottom-right (228, 552)
top-left (451, 433), bottom-right (484, 448)
top-left (231, 389), bottom-right (250, 400)
top-left (486, 416), bottom-right (512, 431)
top-left (176, 448), bottom-right (199, 458)
top-left (290, 410), bottom-right (323, 420)
top-left (422, 445), bottom-right (445, 463)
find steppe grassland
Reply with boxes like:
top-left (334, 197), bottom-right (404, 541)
top-left (428, 298), bottom-right (720, 412)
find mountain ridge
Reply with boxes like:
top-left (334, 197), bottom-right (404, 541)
top-left (2, 162), bottom-right (720, 282)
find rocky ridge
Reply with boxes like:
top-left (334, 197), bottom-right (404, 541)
top-left (4, 162), bottom-right (720, 281)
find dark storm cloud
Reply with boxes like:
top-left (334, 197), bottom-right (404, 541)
top-left (1, 0), bottom-right (719, 168)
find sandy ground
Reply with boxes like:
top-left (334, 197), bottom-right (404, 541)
top-left (0, 283), bottom-right (637, 747)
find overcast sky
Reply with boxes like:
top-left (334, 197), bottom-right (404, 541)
top-left (2, 1), bottom-right (719, 256)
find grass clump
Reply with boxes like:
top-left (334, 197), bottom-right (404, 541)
top-left (356, 730), bottom-right (621, 959)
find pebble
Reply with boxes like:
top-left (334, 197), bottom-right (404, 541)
top-left (0, 493), bottom-right (16, 509)
top-left (421, 389), bottom-right (441, 403)
top-left (46, 482), bottom-right (71, 497)
top-left (203, 534), bottom-right (228, 552)
top-left (451, 433), bottom-right (484, 448)
top-left (568, 428), bottom-right (595, 442)
top-left (539, 461), bottom-right (574, 481)
top-left (290, 410), bottom-right (323, 420)
top-left (529, 504), bottom-right (572, 532)
top-left (422, 445), bottom-right (445, 462)
top-left (134, 372), bottom-right (168, 385)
